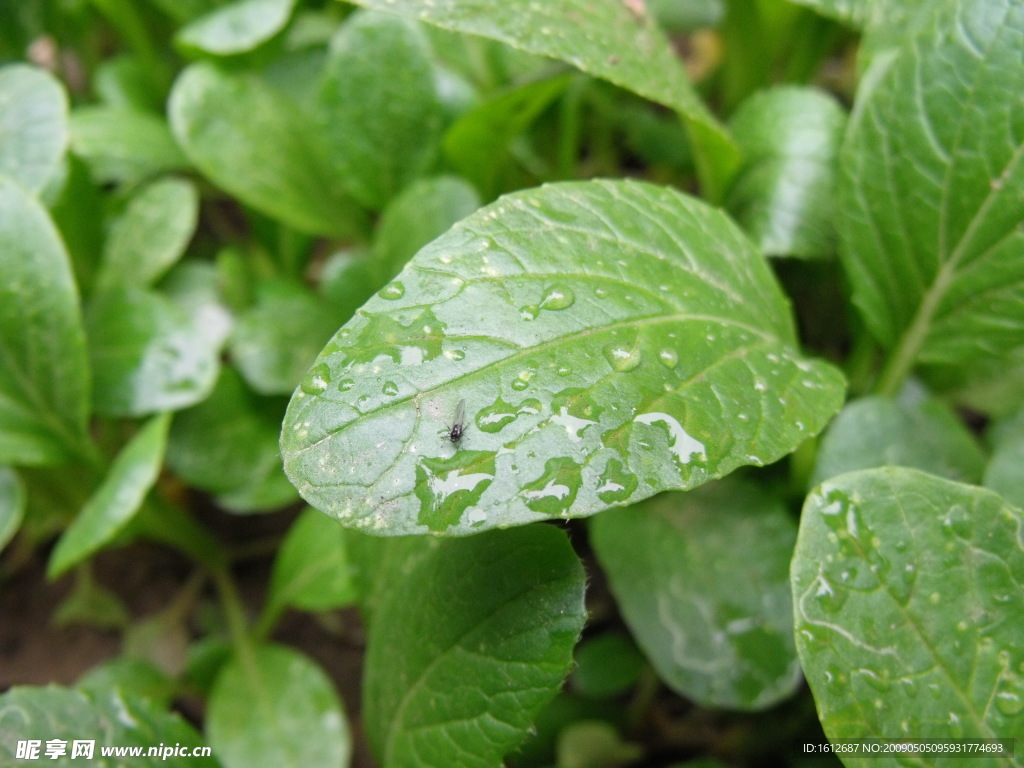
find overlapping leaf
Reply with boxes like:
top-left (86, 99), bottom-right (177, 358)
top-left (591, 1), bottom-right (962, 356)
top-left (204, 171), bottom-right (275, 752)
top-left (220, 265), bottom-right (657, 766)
top-left (282, 179), bottom-right (844, 535)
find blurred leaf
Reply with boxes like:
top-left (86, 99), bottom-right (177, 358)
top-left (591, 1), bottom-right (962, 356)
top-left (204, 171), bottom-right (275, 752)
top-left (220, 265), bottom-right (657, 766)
top-left (86, 286), bottom-right (220, 417)
top-left (318, 248), bottom-right (378, 322)
top-left (207, 644), bottom-right (350, 768)
top-left (70, 106), bottom-right (189, 186)
top-left (169, 62), bottom-right (367, 237)
top-left (0, 686), bottom-right (216, 766)
top-left (347, 0), bottom-right (737, 196)
top-left (77, 657), bottom-right (175, 708)
top-left (793, 467), bottom-right (1024, 755)
top-left (316, 10), bottom-right (444, 209)
top-left (811, 395), bottom-right (987, 488)
top-left (48, 413), bottom-right (171, 578)
top-left (0, 177), bottom-right (91, 465)
top-left (363, 526), bottom-right (586, 767)
top-left (93, 55), bottom-right (167, 113)
top-left (0, 63), bottom-right (68, 193)
top-left (373, 175), bottom-right (480, 280)
top-left (267, 507), bottom-right (359, 617)
top-left (230, 279), bottom-right (342, 396)
top-left (0, 466), bottom-right (25, 550)
top-left (97, 177), bottom-right (199, 292)
top-left (176, 0), bottom-right (298, 55)
top-left (591, 479), bottom-right (801, 710)
top-left (984, 409), bottom-right (1024, 510)
top-left (282, 179), bottom-right (844, 535)
top-left (570, 632), bottom-right (645, 700)
top-left (556, 721), bottom-right (642, 768)
top-left (727, 86), bottom-right (846, 258)
top-left (839, 0), bottom-right (1024, 389)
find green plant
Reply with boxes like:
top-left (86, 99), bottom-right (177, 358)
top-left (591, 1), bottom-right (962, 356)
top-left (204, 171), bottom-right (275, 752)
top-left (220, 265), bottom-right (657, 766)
top-left (1, 0), bottom-right (1022, 766)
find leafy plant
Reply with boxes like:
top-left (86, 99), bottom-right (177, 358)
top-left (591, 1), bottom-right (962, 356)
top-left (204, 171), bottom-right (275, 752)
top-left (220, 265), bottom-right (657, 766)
top-left (1, 0), bottom-right (1022, 766)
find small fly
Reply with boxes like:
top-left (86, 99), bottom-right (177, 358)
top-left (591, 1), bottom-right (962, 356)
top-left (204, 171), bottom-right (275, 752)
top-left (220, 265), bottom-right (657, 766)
top-left (446, 399), bottom-right (468, 446)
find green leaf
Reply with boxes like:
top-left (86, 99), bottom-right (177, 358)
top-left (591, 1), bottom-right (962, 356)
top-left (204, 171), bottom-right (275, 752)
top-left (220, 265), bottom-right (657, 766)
top-left (0, 685), bottom-right (216, 767)
top-left (166, 368), bottom-right (298, 512)
top-left (207, 644), bottom-right (350, 768)
top-left (811, 395), bottom-right (987, 488)
top-left (373, 175), bottom-right (481, 281)
top-left (591, 479), bottom-right (801, 710)
top-left (176, 0), bottom-right (298, 56)
top-left (48, 413), bottom-right (171, 578)
top-left (69, 106), bottom-right (189, 186)
top-left (0, 63), bottom-right (68, 193)
top-left (984, 410), bottom-right (1024, 510)
top-left (793, 467), bottom-right (1024, 753)
top-left (97, 177), bottom-right (199, 292)
top-left (839, 0), bottom-right (1024, 392)
top-left (86, 285), bottom-right (220, 417)
top-left (570, 632), bottom-right (645, 700)
top-left (0, 465), bottom-right (25, 550)
top-left (77, 657), bottom-right (175, 707)
top-left (230, 279), bottom-right (343, 396)
top-left (363, 525), bottom-right (586, 767)
top-left (282, 179), bottom-right (845, 535)
top-left (346, 0), bottom-right (737, 196)
top-left (726, 86), bottom-right (846, 258)
top-left (0, 177), bottom-right (91, 465)
top-left (267, 507), bottom-right (358, 617)
top-left (316, 10), bottom-right (444, 209)
top-left (169, 62), bottom-right (367, 237)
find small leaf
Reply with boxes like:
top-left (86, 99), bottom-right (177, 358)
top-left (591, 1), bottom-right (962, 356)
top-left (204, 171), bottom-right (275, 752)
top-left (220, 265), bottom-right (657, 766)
top-left (811, 395), bottom-right (987, 488)
top-left (570, 632), bottom-right (645, 700)
top-left (347, 0), bottom-right (736, 195)
top-left (0, 686), bottom-right (216, 767)
top-left (86, 285), bottom-right (220, 417)
top-left (363, 525), bottom-right (586, 767)
top-left (0, 177), bottom-right (91, 465)
top-left (726, 86), bottom-right (846, 258)
top-left (69, 106), bottom-right (189, 186)
top-left (48, 413), bottom-right (171, 578)
top-left (839, 0), bottom-right (1024, 382)
top-left (793, 467), bottom-right (1024, 751)
top-left (316, 10), bottom-right (444, 209)
top-left (282, 179), bottom-right (845, 535)
top-left (984, 409), bottom-right (1024, 510)
top-left (207, 644), bottom-right (350, 768)
top-left (268, 507), bottom-right (359, 616)
top-left (0, 63), bottom-right (68, 193)
top-left (0, 466), bottom-right (25, 551)
top-left (176, 0), bottom-right (298, 56)
top-left (169, 62), bottom-right (367, 237)
top-left (77, 657), bottom-right (175, 707)
top-left (97, 177), bottom-right (199, 292)
top-left (591, 479), bottom-right (801, 710)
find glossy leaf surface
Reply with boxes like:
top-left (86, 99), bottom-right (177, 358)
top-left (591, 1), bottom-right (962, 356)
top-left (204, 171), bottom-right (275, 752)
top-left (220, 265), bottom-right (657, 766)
top-left (48, 413), bottom-right (171, 578)
top-left (176, 0), bottom-right (297, 55)
top-left (0, 64), bottom-right (68, 193)
top-left (0, 178), bottom-right (90, 465)
top-left (591, 479), bottom-right (801, 710)
top-left (282, 179), bottom-right (845, 535)
top-left (838, 0), bottom-right (1024, 378)
top-left (207, 644), bottom-right (350, 768)
top-left (793, 467), bottom-right (1024, 757)
top-left (363, 525), bottom-right (585, 767)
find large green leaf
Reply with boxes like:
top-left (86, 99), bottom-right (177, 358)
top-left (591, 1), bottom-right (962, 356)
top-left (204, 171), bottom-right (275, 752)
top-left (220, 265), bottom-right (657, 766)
top-left (316, 10), bottom-right (444, 210)
top-left (838, 0), bottom-right (1024, 392)
top-left (793, 468), bottom-right (1024, 756)
top-left (591, 479), bottom-right (801, 710)
top-left (363, 525), bottom-right (586, 767)
top-left (0, 64), bottom-right (68, 193)
top-left (0, 177), bottom-right (91, 465)
top-left (207, 644), bottom-right (350, 768)
top-left (0, 685), bottom-right (217, 766)
top-left (282, 179), bottom-right (845, 535)
top-left (48, 413), bottom-right (171, 578)
top-left (345, 0), bottom-right (737, 197)
top-left (176, 0), bottom-right (298, 56)
top-left (168, 62), bottom-right (367, 237)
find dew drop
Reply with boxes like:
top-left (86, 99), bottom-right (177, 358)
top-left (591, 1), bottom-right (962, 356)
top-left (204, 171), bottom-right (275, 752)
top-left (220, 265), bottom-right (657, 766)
top-left (658, 348), bottom-right (679, 369)
top-left (604, 344), bottom-right (642, 372)
top-left (594, 287), bottom-right (608, 299)
top-left (382, 380), bottom-right (399, 396)
top-left (520, 304), bottom-right (540, 321)
top-left (338, 378), bottom-right (355, 392)
top-left (300, 363), bottom-right (331, 394)
top-left (378, 281), bottom-right (405, 300)
top-left (540, 285), bottom-right (575, 311)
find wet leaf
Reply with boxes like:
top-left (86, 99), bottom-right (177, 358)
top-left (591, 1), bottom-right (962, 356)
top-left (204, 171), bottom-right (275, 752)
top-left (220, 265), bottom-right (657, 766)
top-left (176, 0), bottom-right (298, 56)
top-left (363, 525), bottom-right (585, 767)
top-left (793, 467), bottom-right (1024, 754)
top-left (282, 179), bottom-right (844, 535)
top-left (69, 106), bottom-right (188, 186)
top-left (591, 479), bottom-right (801, 710)
top-left (48, 413), bottom-right (171, 578)
top-left (0, 64), bottom-right (68, 193)
top-left (0, 177), bottom-right (91, 465)
top-left (207, 644), bottom-right (350, 768)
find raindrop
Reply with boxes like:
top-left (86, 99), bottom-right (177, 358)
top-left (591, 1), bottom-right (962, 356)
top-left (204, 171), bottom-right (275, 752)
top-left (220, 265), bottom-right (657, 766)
top-left (658, 348), bottom-right (679, 369)
top-left (377, 281), bottom-right (406, 300)
top-left (300, 363), bottom-right (331, 394)
top-left (540, 285), bottom-right (575, 311)
top-left (382, 381), bottom-right (399, 396)
top-left (604, 344), bottom-right (642, 372)
top-left (338, 378), bottom-right (355, 392)
top-left (520, 304), bottom-right (540, 321)
top-left (594, 288), bottom-right (608, 299)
